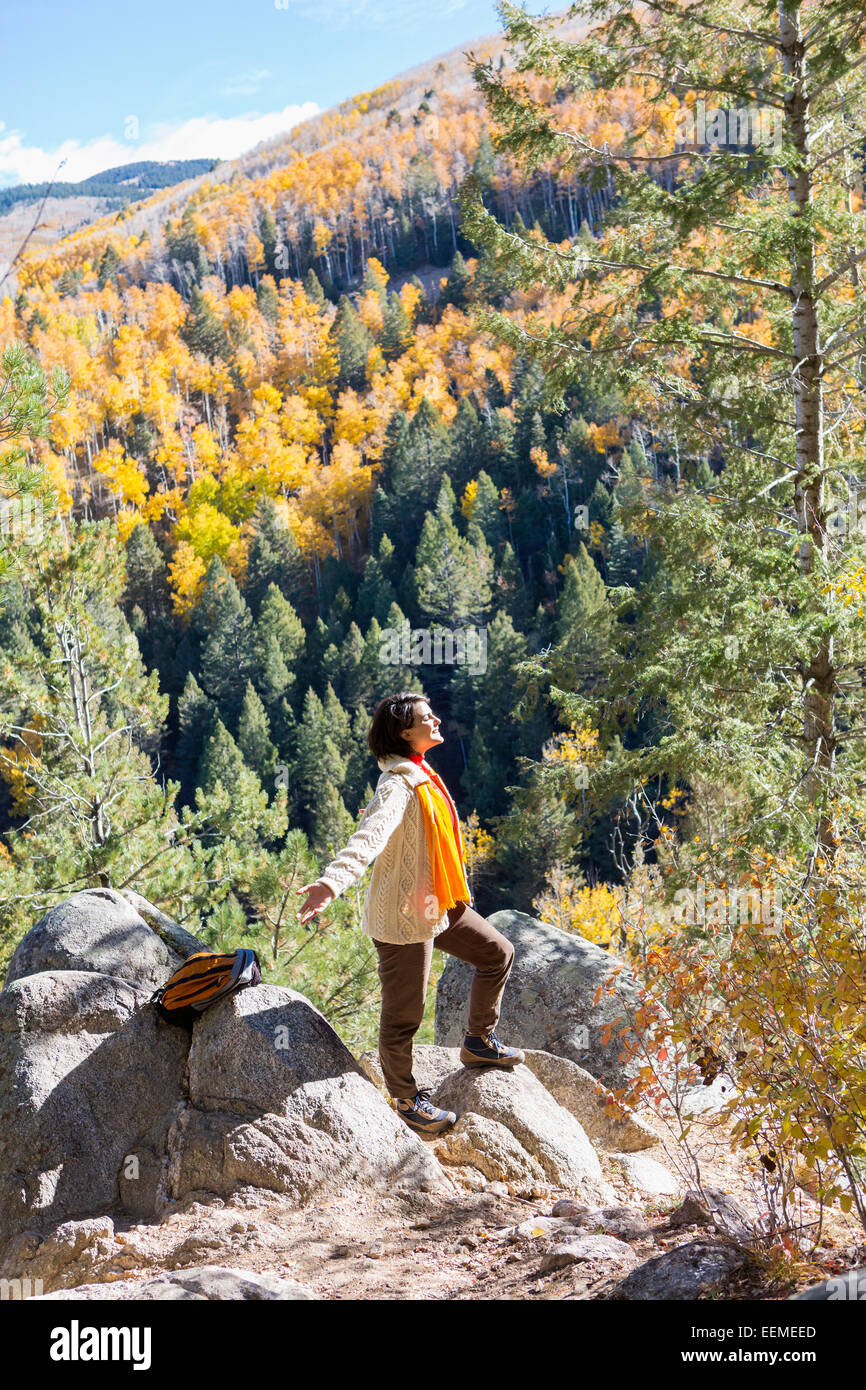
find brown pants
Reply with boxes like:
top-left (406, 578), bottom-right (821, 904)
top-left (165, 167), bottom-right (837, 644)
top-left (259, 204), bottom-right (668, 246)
top-left (372, 901), bottom-right (515, 1100)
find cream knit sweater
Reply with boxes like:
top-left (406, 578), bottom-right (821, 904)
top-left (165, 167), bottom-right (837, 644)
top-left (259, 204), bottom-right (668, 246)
top-left (318, 753), bottom-right (471, 944)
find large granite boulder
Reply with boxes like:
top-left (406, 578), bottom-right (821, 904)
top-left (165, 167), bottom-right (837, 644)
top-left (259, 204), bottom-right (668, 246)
top-left (0, 889), bottom-right (450, 1267)
top-left (431, 1064), bottom-right (614, 1204)
top-left (520, 1050), bottom-right (661, 1152)
top-left (435, 910), bottom-right (664, 1091)
top-left (177, 983), bottom-right (448, 1201)
top-left (3, 888), bottom-right (202, 993)
top-left (0, 970), bottom-right (189, 1245)
top-left (433, 1112), bottom-right (547, 1187)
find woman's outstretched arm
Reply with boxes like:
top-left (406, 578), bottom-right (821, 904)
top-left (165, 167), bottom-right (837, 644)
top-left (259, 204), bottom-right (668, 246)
top-left (296, 775), bottom-right (412, 922)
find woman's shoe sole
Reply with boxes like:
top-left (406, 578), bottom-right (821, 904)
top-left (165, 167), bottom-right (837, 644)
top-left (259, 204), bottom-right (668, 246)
top-left (459, 1046), bottom-right (524, 1068)
top-left (397, 1109), bottom-right (457, 1135)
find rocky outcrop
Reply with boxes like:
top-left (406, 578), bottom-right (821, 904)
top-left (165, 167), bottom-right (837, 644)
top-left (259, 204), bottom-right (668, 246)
top-left (174, 983), bottom-right (448, 1202)
top-left (520, 1049), bottom-right (661, 1152)
top-left (0, 969), bottom-right (189, 1243)
top-left (3, 888), bottom-right (200, 993)
top-left (433, 1112), bottom-right (547, 1188)
top-left (435, 910), bottom-right (665, 1091)
top-left (607, 1153), bottom-right (682, 1197)
top-left (5, 887), bottom-right (745, 1304)
top-left (0, 890), bottom-right (449, 1277)
top-left (431, 1065), bottom-right (615, 1205)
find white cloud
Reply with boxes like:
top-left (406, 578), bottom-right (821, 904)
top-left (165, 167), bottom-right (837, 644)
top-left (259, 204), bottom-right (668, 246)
top-left (221, 69), bottom-right (272, 97)
top-left (273, 0), bottom-right (469, 28)
top-left (0, 101), bottom-right (321, 187)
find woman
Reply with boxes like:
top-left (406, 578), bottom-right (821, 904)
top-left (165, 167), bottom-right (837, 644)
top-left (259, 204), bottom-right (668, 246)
top-left (296, 690), bottom-right (524, 1135)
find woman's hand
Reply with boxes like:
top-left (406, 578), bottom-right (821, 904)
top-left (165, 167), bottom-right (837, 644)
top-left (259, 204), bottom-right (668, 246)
top-left (296, 880), bottom-right (335, 924)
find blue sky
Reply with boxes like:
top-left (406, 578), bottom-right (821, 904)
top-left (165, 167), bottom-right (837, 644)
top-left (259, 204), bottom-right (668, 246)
top-left (0, 0), bottom-right (514, 186)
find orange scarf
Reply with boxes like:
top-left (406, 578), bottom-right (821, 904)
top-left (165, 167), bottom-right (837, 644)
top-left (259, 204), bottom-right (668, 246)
top-left (414, 764), bottom-right (471, 914)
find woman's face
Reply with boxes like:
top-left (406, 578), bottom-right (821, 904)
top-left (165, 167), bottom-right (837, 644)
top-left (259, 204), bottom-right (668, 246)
top-left (400, 700), bottom-right (444, 755)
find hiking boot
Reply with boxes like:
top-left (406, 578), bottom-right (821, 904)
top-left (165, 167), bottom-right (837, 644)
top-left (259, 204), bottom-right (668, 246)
top-left (395, 1087), bottom-right (457, 1136)
top-left (460, 1030), bottom-right (525, 1069)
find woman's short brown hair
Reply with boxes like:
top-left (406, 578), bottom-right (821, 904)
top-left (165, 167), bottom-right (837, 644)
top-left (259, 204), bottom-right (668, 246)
top-left (367, 691), bottom-right (427, 762)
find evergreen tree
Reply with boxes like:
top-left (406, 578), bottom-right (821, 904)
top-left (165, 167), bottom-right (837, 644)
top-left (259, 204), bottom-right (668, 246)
top-left (254, 583), bottom-right (304, 708)
top-left (303, 267), bottom-right (326, 305)
top-left (380, 291), bottom-right (413, 357)
top-left (439, 250), bottom-right (471, 309)
top-left (0, 521), bottom-right (178, 910)
top-left (555, 544), bottom-right (614, 649)
top-left (356, 533), bottom-right (398, 627)
top-left (471, 127), bottom-right (498, 193)
top-left (312, 782), bottom-right (354, 862)
top-left (335, 621), bottom-right (369, 708)
top-left (198, 716), bottom-right (274, 843)
top-left (97, 243), bottom-right (122, 289)
top-left (468, 469), bottom-right (506, 547)
top-left (124, 521), bottom-right (168, 628)
top-left (447, 397), bottom-right (481, 488)
top-left (200, 716), bottom-right (249, 797)
top-left (606, 521), bottom-right (641, 588)
top-left (175, 670), bottom-right (215, 795)
top-left (244, 495), bottom-right (309, 614)
top-left (497, 541), bottom-right (533, 629)
top-left (322, 682), bottom-right (352, 760)
top-left (414, 481), bottom-right (492, 627)
top-left (256, 275), bottom-right (280, 324)
top-left (292, 687), bottom-right (347, 835)
top-left (196, 559), bottom-right (256, 723)
top-left (260, 212), bottom-right (278, 276)
top-left (181, 286), bottom-right (230, 361)
top-left (237, 681), bottom-right (278, 785)
top-left (343, 704), bottom-right (373, 812)
top-left (385, 397), bottom-right (451, 551)
top-left (462, 0), bottom-right (866, 859)
top-left (332, 295), bottom-right (374, 391)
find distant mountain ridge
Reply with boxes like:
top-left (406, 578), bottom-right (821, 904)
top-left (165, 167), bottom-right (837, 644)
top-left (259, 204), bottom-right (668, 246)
top-left (0, 159), bottom-right (219, 215)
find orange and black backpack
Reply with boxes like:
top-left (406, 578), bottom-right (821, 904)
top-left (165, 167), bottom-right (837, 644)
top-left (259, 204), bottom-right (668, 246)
top-left (150, 948), bottom-right (261, 1027)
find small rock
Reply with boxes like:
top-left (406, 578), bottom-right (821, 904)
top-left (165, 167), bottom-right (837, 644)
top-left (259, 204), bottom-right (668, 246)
top-left (568, 1206), bottom-right (651, 1241)
top-left (611, 1238), bottom-right (747, 1301)
top-left (551, 1199), bottom-right (591, 1219)
top-left (668, 1192), bottom-right (714, 1228)
top-left (508, 1216), bottom-right (564, 1242)
top-left (608, 1153), bottom-right (681, 1196)
top-left (331, 1245), bottom-right (351, 1258)
top-left (540, 1234), bottom-right (638, 1272)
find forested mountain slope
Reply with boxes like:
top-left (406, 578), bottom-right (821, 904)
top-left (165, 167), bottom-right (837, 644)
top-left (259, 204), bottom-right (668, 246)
top-left (0, 14), bottom-right (710, 1044)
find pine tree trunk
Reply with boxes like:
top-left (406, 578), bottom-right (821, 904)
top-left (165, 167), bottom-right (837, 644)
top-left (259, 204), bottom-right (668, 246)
top-left (780, 0), bottom-right (837, 853)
